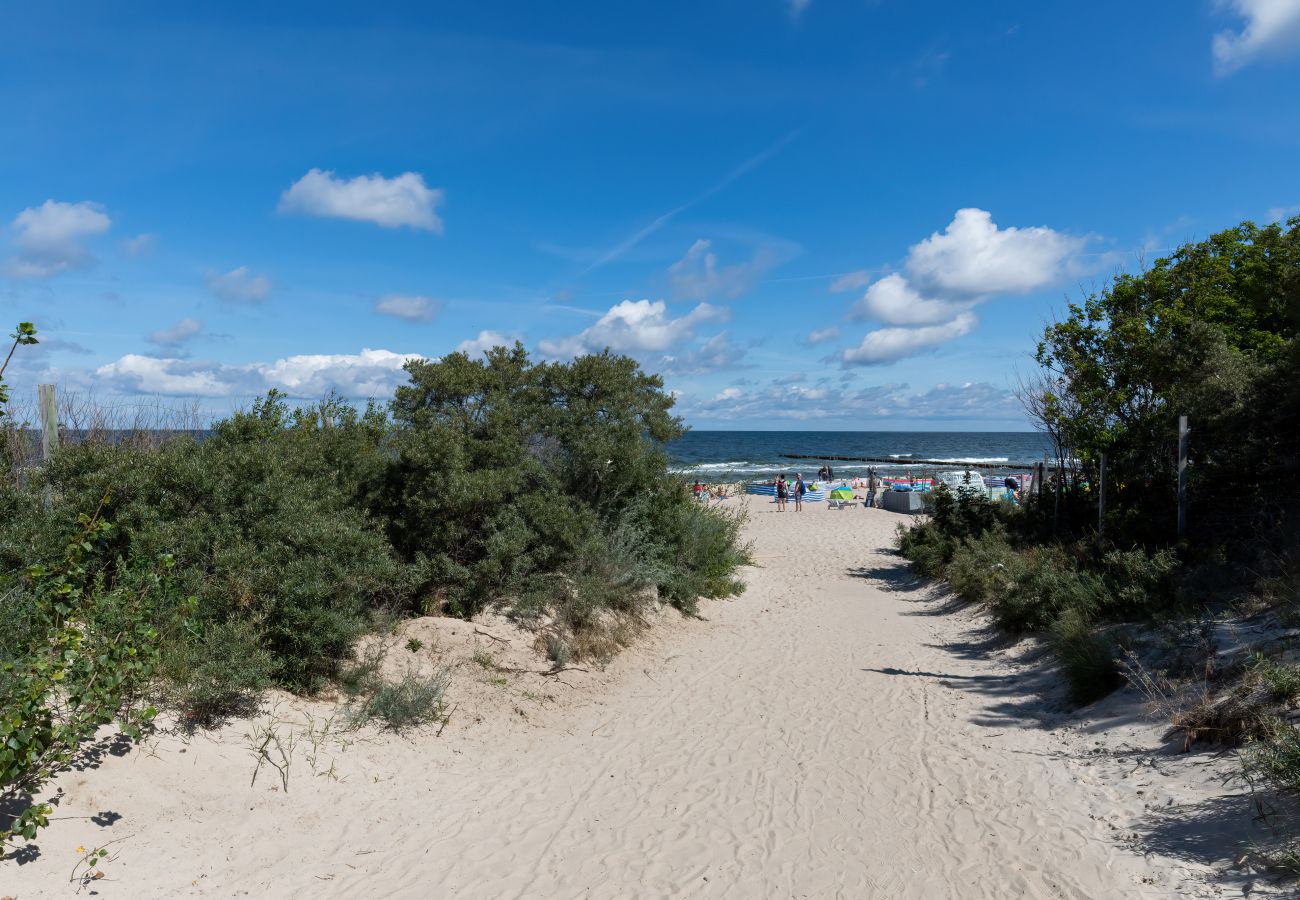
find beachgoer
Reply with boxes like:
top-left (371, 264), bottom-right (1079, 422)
top-left (776, 475), bottom-right (788, 511)
top-left (1003, 476), bottom-right (1020, 504)
top-left (867, 470), bottom-right (877, 508)
top-left (827, 465), bottom-right (834, 481)
top-left (794, 474), bottom-right (806, 511)
top-left (693, 480), bottom-right (704, 501)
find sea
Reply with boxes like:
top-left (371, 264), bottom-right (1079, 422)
top-left (666, 431), bottom-right (1054, 482)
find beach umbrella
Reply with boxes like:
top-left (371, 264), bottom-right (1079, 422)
top-left (829, 487), bottom-right (854, 500)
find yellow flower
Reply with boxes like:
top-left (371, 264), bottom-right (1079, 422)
top-left (76, 846), bottom-right (86, 854)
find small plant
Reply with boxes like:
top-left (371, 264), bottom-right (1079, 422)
top-left (1242, 717), bottom-right (1300, 796)
top-left (348, 667), bottom-right (449, 731)
top-left (471, 648), bottom-right (497, 670)
top-left (405, 637), bottom-right (424, 654)
top-left (70, 840), bottom-right (121, 890)
top-left (544, 633), bottom-right (571, 668)
top-left (337, 641), bottom-right (386, 698)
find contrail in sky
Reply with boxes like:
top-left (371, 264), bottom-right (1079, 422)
top-left (579, 128), bottom-right (804, 276)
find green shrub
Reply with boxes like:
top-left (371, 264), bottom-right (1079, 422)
top-left (1052, 607), bottom-right (1122, 705)
top-left (348, 667), bottom-right (449, 731)
top-left (1242, 717), bottom-right (1300, 796)
top-left (157, 618), bottom-right (273, 726)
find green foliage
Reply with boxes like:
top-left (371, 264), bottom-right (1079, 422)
top-left (0, 322), bottom-right (39, 418)
top-left (0, 508), bottom-right (171, 843)
top-left (348, 667), bottom-right (449, 731)
top-left (157, 617), bottom-right (273, 726)
top-left (32, 392), bottom-right (416, 693)
top-left (381, 345), bottom-right (748, 627)
top-left (1052, 608), bottom-right (1122, 705)
top-left (1032, 216), bottom-right (1299, 545)
top-left (1242, 718), bottom-right (1300, 797)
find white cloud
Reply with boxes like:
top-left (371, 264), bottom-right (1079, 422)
top-left (805, 326), bottom-right (841, 345)
top-left (6, 200), bottom-right (112, 278)
top-left (657, 332), bottom-right (750, 375)
top-left (279, 168), bottom-right (445, 232)
top-left (1213, 0), bottom-right (1300, 73)
top-left (97, 348), bottom-right (423, 398)
top-left (1268, 203), bottom-right (1300, 221)
top-left (375, 294), bottom-right (438, 322)
top-left (455, 330), bottom-right (521, 356)
top-left (147, 318), bottom-right (204, 349)
top-left (120, 233), bottom-right (157, 257)
top-left (206, 266), bottom-right (272, 304)
top-left (679, 379), bottom-right (1020, 423)
top-left (537, 299), bottom-right (727, 358)
top-left (668, 238), bottom-right (795, 301)
top-left (840, 208), bottom-right (1082, 363)
top-left (903, 208), bottom-right (1084, 298)
top-left (850, 273), bottom-right (973, 326)
top-left (839, 313), bottom-right (977, 366)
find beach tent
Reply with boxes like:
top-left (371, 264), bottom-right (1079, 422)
top-left (827, 486), bottom-right (856, 509)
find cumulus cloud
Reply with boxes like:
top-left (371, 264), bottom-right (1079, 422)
top-left (6, 200), bottom-right (112, 278)
top-left (206, 266), bottom-right (272, 304)
top-left (679, 379), bottom-right (1020, 423)
top-left (455, 330), bottom-right (521, 357)
top-left (805, 326), bottom-right (841, 345)
top-left (147, 317), bottom-right (204, 349)
top-left (668, 239), bottom-right (795, 301)
top-left (902, 208), bottom-right (1083, 299)
top-left (850, 273), bottom-right (973, 326)
top-left (279, 168), bottom-right (445, 232)
top-left (657, 332), bottom-right (750, 375)
top-left (537, 299), bottom-right (727, 358)
top-left (839, 313), bottom-right (977, 367)
top-left (97, 348), bottom-right (424, 398)
top-left (375, 294), bottom-right (438, 322)
top-left (1213, 0), bottom-right (1300, 73)
top-left (841, 208), bottom-right (1083, 364)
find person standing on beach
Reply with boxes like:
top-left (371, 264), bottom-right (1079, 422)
top-left (793, 473), bottom-right (806, 511)
top-left (776, 474), bottom-right (788, 511)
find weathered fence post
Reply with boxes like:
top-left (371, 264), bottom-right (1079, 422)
top-left (38, 383), bottom-right (57, 509)
top-left (38, 383), bottom-right (58, 461)
top-left (1177, 415), bottom-right (1189, 537)
top-left (1098, 452), bottom-right (1106, 544)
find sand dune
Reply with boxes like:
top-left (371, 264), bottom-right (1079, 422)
top-left (3, 499), bottom-right (1263, 897)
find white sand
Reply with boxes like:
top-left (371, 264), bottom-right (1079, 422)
top-left (3, 499), bottom-right (1271, 897)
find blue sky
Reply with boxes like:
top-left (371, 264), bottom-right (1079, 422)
top-left (2, 0), bottom-right (1298, 430)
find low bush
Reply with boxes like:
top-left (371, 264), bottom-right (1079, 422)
top-left (348, 667), bottom-right (450, 731)
top-left (1052, 608), bottom-right (1122, 705)
top-left (1242, 717), bottom-right (1300, 796)
top-left (156, 618), bottom-right (273, 726)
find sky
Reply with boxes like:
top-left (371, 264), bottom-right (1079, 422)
top-left (2, 0), bottom-right (1299, 431)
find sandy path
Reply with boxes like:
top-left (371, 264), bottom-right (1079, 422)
top-left (5, 503), bottom-right (1224, 898)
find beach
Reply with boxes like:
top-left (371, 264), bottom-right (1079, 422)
top-left (3, 498), bottom-right (1261, 898)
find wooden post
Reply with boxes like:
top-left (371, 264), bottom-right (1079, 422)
top-left (1098, 453), bottom-right (1106, 544)
top-left (38, 384), bottom-right (58, 461)
top-left (1177, 415), bottom-right (1189, 538)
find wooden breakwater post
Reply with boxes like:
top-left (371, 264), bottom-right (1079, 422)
top-left (1177, 415), bottom-right (1189, 538)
